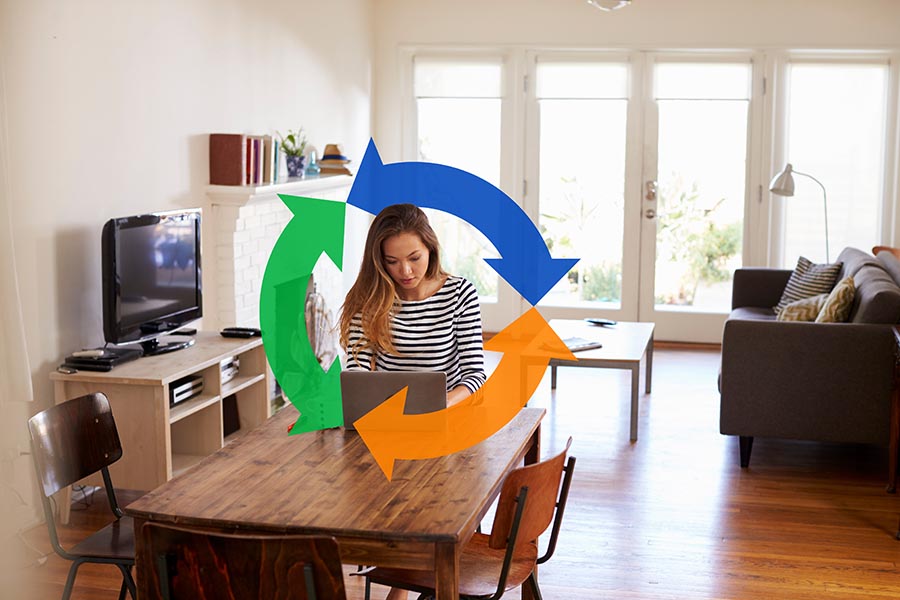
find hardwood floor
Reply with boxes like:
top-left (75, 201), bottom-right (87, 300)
top-left (16, 346), bottom-right (900, 599)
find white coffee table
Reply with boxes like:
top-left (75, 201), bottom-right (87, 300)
top-left (548, 319), bottom-right (655, 441)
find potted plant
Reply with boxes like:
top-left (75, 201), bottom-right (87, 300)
top-left (279, 127), bottom-right (308, 177)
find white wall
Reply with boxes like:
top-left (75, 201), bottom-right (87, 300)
top-left (374, 0), bottom-right (900, 162)
top-left (0, 0), bottom-right (373, 577)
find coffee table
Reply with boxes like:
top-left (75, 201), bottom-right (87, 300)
top-left (548, 319), bottom-right (655, 441)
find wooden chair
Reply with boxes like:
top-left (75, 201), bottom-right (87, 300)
top-left (138, 523), bottom-right (347, 599)
top-left (363, 438), bottom-right (576, 600)
top-left (27, 392), bottom-right (136, 600)
top-left (872, 245), bottom-right (900, 259)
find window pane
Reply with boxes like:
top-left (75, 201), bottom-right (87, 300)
top-left (415, 60), bottom-right (502, 301)
top-left (414, 58), bottom-right (502, 98)
top-left (655, 101), bottom-right (747, 311)
top-left (654, 63), bottom-right (750, 313)
top-left (536, 62), bottom-right (628, 99)
top-left (537, 97), bottom-right (628, 308)
top-left (655, 62), bottom-right (751, 100)
top-left (781, 63), bottom-right (887, 267)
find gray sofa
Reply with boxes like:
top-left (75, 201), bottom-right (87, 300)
top-left (719, 247), bottom-right (900, 470)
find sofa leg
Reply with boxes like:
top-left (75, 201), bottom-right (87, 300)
top-left (739, 436), bottom-right (753, 468)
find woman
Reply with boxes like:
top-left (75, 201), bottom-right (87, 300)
top-left (340, 203), bottom-right (486, 406)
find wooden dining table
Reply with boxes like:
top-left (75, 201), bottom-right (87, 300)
top-left (126, 405), bottom-right (545, 599)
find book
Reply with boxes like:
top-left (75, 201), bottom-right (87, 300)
top-left (209, 134), bottom-right (246, 185)
top-left (246, 137), bottom-right (254, 184)
top-left (262, 136), bottom-right (272, 184)
top-left (562, 337), bottom-right (603, 352)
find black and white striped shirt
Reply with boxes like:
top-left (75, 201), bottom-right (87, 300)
top-left (345, 276), bottom-right (487, 393)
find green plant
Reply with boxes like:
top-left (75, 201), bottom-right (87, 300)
top-left (655, 177), bottom-right (742, 305)
top-left (581, 262), bottom-right (622, 303)
top-left (279, 128), bottom-right (307, 157)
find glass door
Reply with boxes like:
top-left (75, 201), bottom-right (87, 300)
top-left (639, 57), bottom-right (754, 342)
top-left (525, 53), bottom-right (642, 323)
top-left (527, 52), bottom-right (757, 342)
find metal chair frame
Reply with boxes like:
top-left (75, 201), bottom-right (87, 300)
top-left (27, 392), bottom-right (136, 600)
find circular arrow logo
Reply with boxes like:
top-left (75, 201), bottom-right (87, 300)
top-left (261, 139), bottom-right (578, 479)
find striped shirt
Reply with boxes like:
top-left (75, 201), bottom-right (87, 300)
top-left (345, 276), bottom-right (487, 393)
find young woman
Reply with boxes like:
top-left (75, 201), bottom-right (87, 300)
top-left (340, 203), bottom-right (486, 406)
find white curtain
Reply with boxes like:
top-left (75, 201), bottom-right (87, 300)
top-left (0, 65), bottom-right (32, 405)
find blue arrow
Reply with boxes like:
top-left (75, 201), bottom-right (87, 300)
top-left (347, 138), bottom-right (579, 306)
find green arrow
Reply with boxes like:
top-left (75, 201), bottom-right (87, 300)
top-left (259, 195), bottom-right (345, 434)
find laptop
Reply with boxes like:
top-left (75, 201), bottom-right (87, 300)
top-left (340, 371), bottom-right (448, 430)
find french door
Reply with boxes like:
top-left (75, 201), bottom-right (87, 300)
top-left (525, 52), bottom-right (759, 342)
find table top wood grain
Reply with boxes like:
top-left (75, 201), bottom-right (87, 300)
top-left (126, 406), bottom-right (545, 547)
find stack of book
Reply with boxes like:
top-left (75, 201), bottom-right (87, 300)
top-left (209, 133), bottom-right (282, 186)
top-left (318, 143), bottom-right (352, 176)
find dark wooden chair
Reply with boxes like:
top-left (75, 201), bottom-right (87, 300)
top-left (27, 392), bottom-right (136, 600)
top-left (138, 523), bottom-right (348, 599)
top-left (363, 438), bottom-right (576, 600)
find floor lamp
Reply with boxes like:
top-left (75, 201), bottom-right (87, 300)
top-left (769, 163), bottom-right (830, 262)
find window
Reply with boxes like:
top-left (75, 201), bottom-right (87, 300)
top-left (413, 57), bottom-right (503, 300)
top-left (779, 61), bottom-right (889, 266)
top-left (535, 60), bottom-right (629, 308)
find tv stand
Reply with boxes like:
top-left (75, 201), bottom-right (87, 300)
top-left (50, 332), bottom-right (270, 524)
top-left (140, 336), bottom-right (195, 356)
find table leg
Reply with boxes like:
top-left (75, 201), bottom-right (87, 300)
top-left (434, 542), bottom-right (459, 600)
top-left (525, 423), bottom-right (541, 466)
top-left (645, 334), bottom-right (654, 394)
top-left (551, 364), bottom-right (558, 390)
top-left (630, 366), bottom-right (639, 442)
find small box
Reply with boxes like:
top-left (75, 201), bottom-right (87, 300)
top-left (170, 374), bottom-right (204, 406)
top-left (220, 356), bottom-right (240, 384)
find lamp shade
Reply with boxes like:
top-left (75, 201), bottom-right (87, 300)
top-left (769, 163), bottom-right (795, 197)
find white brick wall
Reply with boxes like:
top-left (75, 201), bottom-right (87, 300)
top-left (208, 177), bottom-right (353, 330)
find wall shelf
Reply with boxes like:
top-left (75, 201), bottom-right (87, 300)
top-left (207, 174), bottom-right (353, 207)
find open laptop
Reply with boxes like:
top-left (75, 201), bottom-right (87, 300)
top-left (340, 371), bottom-right (448, 430)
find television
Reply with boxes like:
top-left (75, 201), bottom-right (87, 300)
top-left (102, 208), bottom-right (203, 355)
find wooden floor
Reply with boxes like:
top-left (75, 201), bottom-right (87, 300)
top-left (16, 346), bottom-right (900, 599)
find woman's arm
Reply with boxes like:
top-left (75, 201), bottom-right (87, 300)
top-left (344, 314), bottom-right (375, 371)
top-left (454, 279), bottom-right (487, 395)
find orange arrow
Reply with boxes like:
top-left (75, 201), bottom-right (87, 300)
top-left (354, 308), bottom-right (576, 479)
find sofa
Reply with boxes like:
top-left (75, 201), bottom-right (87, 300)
top-left (719, 247), bottom-right (900, 474)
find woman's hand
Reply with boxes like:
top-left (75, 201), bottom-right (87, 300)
top-left (447, 385), bottom-right (472, 406)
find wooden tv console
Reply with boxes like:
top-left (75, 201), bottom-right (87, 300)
top-left (50, 332), bottom-right (271, 524)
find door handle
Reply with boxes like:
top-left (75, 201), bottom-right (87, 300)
top-left (645, 208), bottom-right (656, 219)
top-left (645, 180), bottom-right (657, 201)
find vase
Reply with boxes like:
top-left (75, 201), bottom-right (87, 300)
top-left (286, 155), bottom-right (306, 178)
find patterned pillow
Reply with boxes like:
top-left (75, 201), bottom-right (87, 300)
top-left (773, 256), bottom-right (843, 314)
top-left (816, 276), bottom-right (855, 323)
top-left (777, 293), bottom-right (828, 321)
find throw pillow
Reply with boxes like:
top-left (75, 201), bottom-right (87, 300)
top-left (816, 275), bottom-right (855, 323)
top-left (773, 256), bottom-right (843, 314)
top-left (776, 293), bottom-right (828, 322)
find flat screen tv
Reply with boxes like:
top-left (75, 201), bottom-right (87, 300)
top-left (102, 208), bottom-right (202, 355)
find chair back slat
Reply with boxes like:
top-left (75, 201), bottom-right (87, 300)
top-left (489, 437), bottom-right (573, 551)
top-left (139, 523), bottom-right (347, 600)
top-left (27, 392), bottom-right (123, 498)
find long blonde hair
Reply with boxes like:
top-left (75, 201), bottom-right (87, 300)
top-left (340, 204), bottom-right (446, 359)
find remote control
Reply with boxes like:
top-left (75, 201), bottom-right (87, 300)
top-left (220, 326), bottom-right (261, 338)
top-left (584, 318), bottom-right (617, 327)
top-left (170, 328), bottom-right (197, 336)
top-left (72, 349), bottom-right (106, 358)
